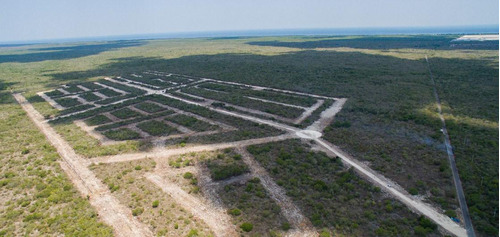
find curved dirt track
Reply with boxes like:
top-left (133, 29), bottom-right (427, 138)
top-left (13, 93), bottom-right (153, 237)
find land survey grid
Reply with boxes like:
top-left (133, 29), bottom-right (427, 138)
top-left (17, 71), bottom-right (467, 236)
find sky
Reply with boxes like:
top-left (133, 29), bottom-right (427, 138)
top-left (0, 0), bottom-right (498, 42)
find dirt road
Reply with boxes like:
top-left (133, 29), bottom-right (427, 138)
top-left (425, 56), bottom-right (475, 237)
top-left (145, 173), bottom-right (237, 237)
top-left (13, 93), bottom-right (153, 237)
top-left (91, 134), bottom-right (294, 164)
top-left (236, 147), bottom-right (317, 237)
top-left (314, 138), bottom-right (467, 237)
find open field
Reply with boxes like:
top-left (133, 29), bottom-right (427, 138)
top-left (0, 35), bottom-right (497, 236)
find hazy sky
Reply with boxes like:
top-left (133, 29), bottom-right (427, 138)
top-left (0, 0), bottom-right (498, 42)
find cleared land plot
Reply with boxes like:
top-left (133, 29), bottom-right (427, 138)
top-left (142, 73), bottom-right (197, 85)
top-left (133, 102), bottom-right (165, 113)
top-left (120, 74), bottom-right (174, 88)
top-left (80, 82), bottom-right (104, 90)
top-left (98, 79), bottom-right (147, 95)
top-left (136, 120), bottom-right (180, 136)
top-left (84, 115), bottom-right (112, 126)
top-left (149, 95), bottom-right (283, 145)
top-left (79, 92), bottom-right (101, 102)
top-left (103, 128), bottom-right (141, 141)
top-left (64, 85), bottom-right (84, 93)
top-left (55, 97), bottom-right (81, 107)
top-left (181, 86), bottom-right (304, 119)
top-left (45, 89), bottom-right (65, 98)
top-left (110, 108), bottom-right (142, 119)
top-left (95, 110), bottom-right (175, 132)
top-left (98, 88), bottom-right (122, 97)
top-left (165, 114), bottom-right (218, 132)
top-left (199, 82), bottom-right (317, 107)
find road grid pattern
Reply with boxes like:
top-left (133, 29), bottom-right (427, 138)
top-left (14, 71), bottom-right (468, 237)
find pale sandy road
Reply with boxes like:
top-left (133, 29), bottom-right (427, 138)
top-left (37, 91), bottom-right (64, 110)
top-left (94, 81), bottom-right (128, 95)
top-left (236, 147), bottom-right (317, 237)
top-left (425, 56), bottom-right (475, 237)
top-left (13, 93), bottom-right (153, 237)
top-left (90, 133), bottom-right (294, 164)
top-left (306, 98), bottom-right (347, 132)
top-left (245, 96), bottom-right (306, 109)
top-left (314, 138), bottom-right (467, 237)
top-left (76, 85), bottom-right (91, 92)
top-left (196, 77), bottom-right (339, 100)
top-left (294, 99), bottom-right (324, 124)
top-left (145, 173), bottom-right (238, 237)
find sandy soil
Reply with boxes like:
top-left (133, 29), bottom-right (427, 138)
top-left (145, 173), bottom-right (238, 237)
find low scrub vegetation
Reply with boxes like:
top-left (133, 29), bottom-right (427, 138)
top-left (110, 107), bottom-right (141, 119)
top-left (133, 102), bottom-right (164, 113)
top-left (0, 95), bottom-right (113, 236)
top-left (165, 114), bottom-right (218, 132)
top-left (103, 128), bottom-right (141, 140)
top-left (55, 97), bottom-right (81, 108)
top-left (204, 150), bottom-right (249, 181)
top-left (84, 115), bottom-right (112, 126)
top-left (136, 120), bottom-right (178, 136)
top-left (91, 159), bottom-right (213, 236)
top-left (248, 140), bottom-right (440, 235)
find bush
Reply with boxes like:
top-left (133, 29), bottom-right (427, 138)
top-left (134, 102), bottom-right (164, 113)
top-left (210, 163), bottom-right (249, 181)
top-left (228, 208), bottom-right (241, 216)
top-left (281, 222), bottom-right (291, 231)
top-left (84, 115), bottom-right (111, 126)
top-left (152, 200), bottom-right (159, 208)
top-left (103, 128), bottom-right (140, 141)
top-left (132, 207), bottom-right (144, 216)
top-left (183, 172), bottom-right (193, 179)
top-left (136, 120), bottom-right (177, 136)
top-left (110, 108), bottom-right (141, 119)
top-left (409, 187), bottom-right (418, 195)
top-left (240, 222), bottom-right (253, 232)
top-left (187, 229), bottom-right (198, 237)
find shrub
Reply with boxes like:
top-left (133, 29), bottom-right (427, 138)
top-left (137, 120), bottom-right (177, 136)
top-left (84, 115), bottom-right (111, 126)
top-left (281, 222), bottom-right (291, 231)
top-left (228, 208), bottom-right (241, 216)
top-left (444, 209), bottom-right (457, 218)
top-left (210, 163), bottom-right (249, 181)
top-left (240, 222), bottom-right (253, 232)
top-left (187, 229), bottom-right (198, 237)
top-left (152, 200), bottom-right (159, 208)
top-left (134, 166), bottom-right (142, 170)
top-left (134, 102), bottom-right (164, 113)
top-left (183, 172), bottom-right (194, 179)
top-left (103, 128), bottom-right (140, 141)
top-left (110, 108), bottom-right (141, 119)
top-left (409, 187), bottom-right (418, 195)
top-left (132, 207), bottom-right (144, 216)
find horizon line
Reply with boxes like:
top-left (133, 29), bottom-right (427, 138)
top-left (1, 24), bottom-right (498, 46)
